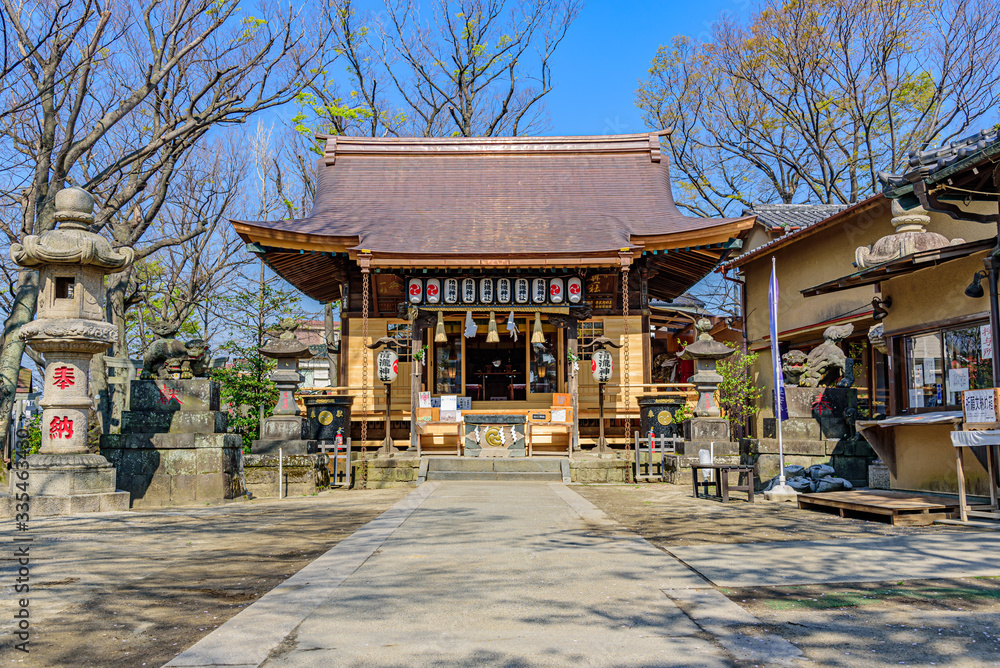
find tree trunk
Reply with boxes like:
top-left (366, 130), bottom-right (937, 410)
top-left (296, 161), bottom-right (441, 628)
top-left (102, 270), bottom-right (132, 433)
top-left (0, 269), bottom-right (40, 476)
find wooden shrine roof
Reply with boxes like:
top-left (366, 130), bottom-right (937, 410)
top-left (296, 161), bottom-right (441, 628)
top-left (232, 133), bottom-right (752, 259)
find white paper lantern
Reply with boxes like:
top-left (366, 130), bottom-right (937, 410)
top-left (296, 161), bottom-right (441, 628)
top-left (407, 278), bottom-right (423, 304)
top-left (462, 278), bottom-right (476, 303)
top-left (514, 278), bottom-right (530, 304)
top-left (567, 277), bottom-right (583, 304)
top-left (497, 278), bottom-right (511, 303)
top-left (425, 278), bottom-right (441, 304)
top-left (549, 278), bottom-right (564, 304)
top-left (376, 349), bottom-right (399, 383)
top-left (479, 278), bottom-right (494, 303)
top-left (444, 278), bottom-right (459, 303)
top-left (532, 278), bottom-right (547, 303)
top-left (591, 349), bottom-right (613, 383)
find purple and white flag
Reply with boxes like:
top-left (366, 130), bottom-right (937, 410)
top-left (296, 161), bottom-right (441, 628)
top-left (769, 257), bottom-right (789, 421)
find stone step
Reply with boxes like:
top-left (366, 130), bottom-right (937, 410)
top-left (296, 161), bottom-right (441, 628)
top-left (422, 456), bottom-right (567, 482)
top-left (424, 470), bottom-right (562, 482)
top-left (425, 457), bottom-right (562, 472)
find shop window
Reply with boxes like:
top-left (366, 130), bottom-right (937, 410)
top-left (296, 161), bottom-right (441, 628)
top-left (906, 333), bottom-right (942, 408)
top-left (387, 322), bottom-right (412, 362)
top-left (904, 323), bottom-right (994, 409)
top-left (944, 326), bottom-right (994, 404)
top-left (578, 321), bottom-right (604, 360)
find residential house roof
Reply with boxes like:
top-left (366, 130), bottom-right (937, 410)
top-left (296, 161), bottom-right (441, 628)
top-left (745, 203), bottom-right (848, 232)
top-left (720, 195), bottom-right (888, 271)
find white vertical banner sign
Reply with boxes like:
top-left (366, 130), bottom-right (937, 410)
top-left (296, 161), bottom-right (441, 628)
top-left (769, 257), bottom-right (789, 486)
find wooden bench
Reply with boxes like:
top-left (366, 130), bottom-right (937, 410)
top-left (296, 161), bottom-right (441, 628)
top-left (797, 490), bottom-right (959, 526)
top-left (690, 463), bottom-right (755, 503)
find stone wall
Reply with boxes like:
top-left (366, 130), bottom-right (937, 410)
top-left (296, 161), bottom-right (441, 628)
top-left (244, 454), bottom-right (329, 498)
top-left (352, 457), bottom-right (420, 488)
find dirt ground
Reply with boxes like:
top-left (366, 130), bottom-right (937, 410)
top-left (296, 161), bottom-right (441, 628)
top-left (577, 483), bottom-right (1000, 667)
top-left (0, 488), bottom-right (408, 668)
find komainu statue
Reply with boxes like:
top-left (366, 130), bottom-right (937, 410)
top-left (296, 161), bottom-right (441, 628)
top-left (782, 350), bottom-right (808, 386)
top-left (141, 322), bottom-right (210, 379)
top-left (800, 324), bottom-right (854, 387)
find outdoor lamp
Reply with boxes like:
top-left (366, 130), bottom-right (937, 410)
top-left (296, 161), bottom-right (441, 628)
top-left (965, 270), bottom-right (987, 299)
top-left (872, 296), bottom-right (892, 321)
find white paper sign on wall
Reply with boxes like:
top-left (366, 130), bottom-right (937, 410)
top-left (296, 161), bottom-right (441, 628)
top-left (964, 388), bottom-right (999, 424)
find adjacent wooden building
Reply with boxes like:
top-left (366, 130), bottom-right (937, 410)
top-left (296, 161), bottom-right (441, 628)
top-left (232, 132), bottom-right (753, 452)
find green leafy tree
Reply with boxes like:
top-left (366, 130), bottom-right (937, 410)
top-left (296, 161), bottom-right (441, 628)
top-left (211, 281), bottom-right (304, 451)
top-left (717, 344), bottom-right (762, 439)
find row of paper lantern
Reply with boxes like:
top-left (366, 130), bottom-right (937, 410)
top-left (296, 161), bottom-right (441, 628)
top-left (407, 277), bottom-right (584, 305)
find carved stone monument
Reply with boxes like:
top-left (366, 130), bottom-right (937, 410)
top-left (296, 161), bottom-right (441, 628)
top-left (9, 187), bottom-right (132, 515)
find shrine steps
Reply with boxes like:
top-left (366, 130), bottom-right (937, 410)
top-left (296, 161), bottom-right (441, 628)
top-left (420, 457), bottom-right (570, 483)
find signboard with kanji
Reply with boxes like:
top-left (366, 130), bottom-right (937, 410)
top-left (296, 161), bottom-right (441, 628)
top-left (963, 388), bottom-right (1000, 426)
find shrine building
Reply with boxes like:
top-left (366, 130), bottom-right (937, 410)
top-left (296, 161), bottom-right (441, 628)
top-left (231, 132), bottom-right (753, 454)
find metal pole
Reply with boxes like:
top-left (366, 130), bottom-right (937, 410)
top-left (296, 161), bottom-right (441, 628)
top-left (987, 251), bottom-right (1000, 384)
top-left (595, 381), bottom-right (609, 453)
top-left (278, 447), bottom-right (283, 499)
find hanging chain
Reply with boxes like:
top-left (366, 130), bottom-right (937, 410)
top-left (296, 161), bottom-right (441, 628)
top-left (359, 267), bottom-right (370, 489)
top-left (622, 266), bottom-right (633, 484)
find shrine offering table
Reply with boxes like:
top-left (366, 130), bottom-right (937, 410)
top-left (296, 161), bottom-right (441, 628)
top-left (690, 464), bottom-right (755, 503)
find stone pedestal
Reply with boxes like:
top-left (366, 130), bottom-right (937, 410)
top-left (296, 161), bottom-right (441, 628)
top-left (101, 379), bottom-right (244, 507)
top-left (17, 454), bottom-right (130, 516)
top-left (749, 387), bottom-right (876, 486)
top-left (253, 415), bottom-right (318, 455)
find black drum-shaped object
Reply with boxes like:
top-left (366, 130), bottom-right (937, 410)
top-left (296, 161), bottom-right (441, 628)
top-left (637, 395), bottom-right (684, 439)
top-left (303, 395), bottom-right (354, 442)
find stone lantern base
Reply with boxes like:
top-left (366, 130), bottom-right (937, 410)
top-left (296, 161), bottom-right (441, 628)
top-left (5, 454), bottom-right (130, 518)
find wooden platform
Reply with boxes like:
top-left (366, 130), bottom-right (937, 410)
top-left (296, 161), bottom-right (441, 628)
top-left (797, 490), bottom-right (960, 526)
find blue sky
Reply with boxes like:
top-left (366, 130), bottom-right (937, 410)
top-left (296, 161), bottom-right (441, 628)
top-left (543, 0), bottom-right (749, 135)
top-left (279, 0), bottom-right (752, 317)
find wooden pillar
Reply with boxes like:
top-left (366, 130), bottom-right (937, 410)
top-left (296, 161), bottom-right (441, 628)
top-left (567, 319), bottom-right (579, 456)
top-left (410, 322), bottom-right (422, 454)
top-left (956, 444), bottom-right (968, 522)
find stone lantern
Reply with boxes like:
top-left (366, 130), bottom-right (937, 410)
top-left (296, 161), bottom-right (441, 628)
top-left (252, 319), bottom-right (316, 454)
top-left (680, 318), bottom-right (736, 444)
top-left (9, 187), bottom-right (132, 514)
